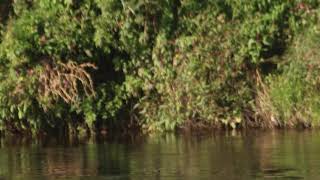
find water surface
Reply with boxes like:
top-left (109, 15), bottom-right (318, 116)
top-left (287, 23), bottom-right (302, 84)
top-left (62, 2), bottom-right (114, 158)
top-left (0, 130), bottom-right (319, 180)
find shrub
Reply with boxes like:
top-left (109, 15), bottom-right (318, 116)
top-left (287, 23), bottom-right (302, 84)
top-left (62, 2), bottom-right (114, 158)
top-left (0, 0), bottom-right (319, 135)
top-left (256, 25), bottom-right (320, 127)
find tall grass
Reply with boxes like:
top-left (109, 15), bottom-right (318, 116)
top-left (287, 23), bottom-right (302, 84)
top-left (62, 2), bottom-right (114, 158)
top-left (255, 27), bottom-right (320, 128)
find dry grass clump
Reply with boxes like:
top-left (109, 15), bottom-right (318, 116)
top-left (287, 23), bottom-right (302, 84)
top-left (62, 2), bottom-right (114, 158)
top-left (39, 61), bottom-right (97, 104)
top-left (253, 70), bottom-right (281, 128)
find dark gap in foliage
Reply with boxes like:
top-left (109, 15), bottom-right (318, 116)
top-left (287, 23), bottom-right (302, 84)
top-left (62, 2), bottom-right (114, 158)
top-left (0, 0), bottom-right (13, 25)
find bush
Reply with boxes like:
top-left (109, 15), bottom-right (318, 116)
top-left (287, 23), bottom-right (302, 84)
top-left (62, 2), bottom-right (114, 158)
top-left (0, 0), bottom-right (319, 135)
top-left (256, 25), bottom-right (320, 127)
top-left (131, 0), bottom-right (319, 131)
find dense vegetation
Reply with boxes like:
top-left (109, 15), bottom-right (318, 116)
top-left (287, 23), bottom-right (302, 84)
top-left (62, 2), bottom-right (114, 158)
top-left (0, 0), bottom-right (319, 136)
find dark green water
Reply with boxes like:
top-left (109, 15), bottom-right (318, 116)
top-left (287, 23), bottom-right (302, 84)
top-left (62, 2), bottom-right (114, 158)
top-left (0, 130), bottom-right (320, 180)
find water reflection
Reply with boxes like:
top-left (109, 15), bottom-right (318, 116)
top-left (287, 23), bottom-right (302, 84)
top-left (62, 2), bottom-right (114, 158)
top-left (0, 130), bottom-right (320, 180)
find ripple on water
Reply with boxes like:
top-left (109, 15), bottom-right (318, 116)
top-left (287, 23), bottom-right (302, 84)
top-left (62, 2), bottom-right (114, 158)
top-left (259, 167), bottom-right (304, 179)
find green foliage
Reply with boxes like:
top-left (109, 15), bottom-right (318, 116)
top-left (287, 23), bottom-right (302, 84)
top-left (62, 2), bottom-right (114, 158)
top-left (129, 0), bottom-right (319, 131)
top-left (0, 0), bottom-right (124, 134)
top-left (257, 25), bottom-right (320, 127)
top-left (0, 0), bottom-right (319, 135)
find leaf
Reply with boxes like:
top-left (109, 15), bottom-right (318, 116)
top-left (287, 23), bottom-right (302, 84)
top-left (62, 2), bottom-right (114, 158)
top-left (84, 49), bottom-right (93, 57)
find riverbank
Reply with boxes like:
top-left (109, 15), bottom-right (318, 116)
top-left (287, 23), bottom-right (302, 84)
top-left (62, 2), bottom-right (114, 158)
top-left (0, 118), bottom-right (317, 138)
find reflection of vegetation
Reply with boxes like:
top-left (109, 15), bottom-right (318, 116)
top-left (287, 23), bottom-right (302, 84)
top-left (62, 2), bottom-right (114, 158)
top-left (0, 1), bottom-right (320, 134)
top-left (1, 132), bottom-right (320, 179)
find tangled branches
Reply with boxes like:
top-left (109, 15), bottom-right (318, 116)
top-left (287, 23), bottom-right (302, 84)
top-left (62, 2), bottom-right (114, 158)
top-left (39, 61), bottom-right (97, 104)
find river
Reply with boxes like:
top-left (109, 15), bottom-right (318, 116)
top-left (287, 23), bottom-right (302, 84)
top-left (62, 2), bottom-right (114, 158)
top-left (0, 130), bottom-right (319, 180)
